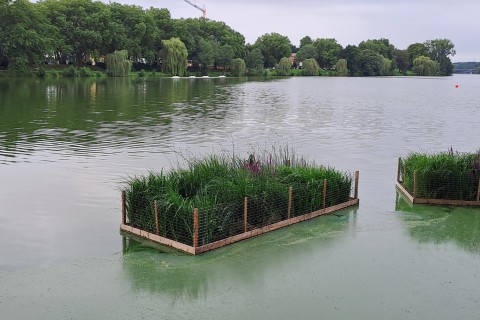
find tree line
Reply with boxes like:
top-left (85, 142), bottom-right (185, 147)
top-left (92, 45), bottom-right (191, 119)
top-left (0, 0), bottom-right (456, 76)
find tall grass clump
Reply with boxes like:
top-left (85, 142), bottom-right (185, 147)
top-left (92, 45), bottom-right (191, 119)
top-left (403, 148), bottom-right (480, 200)
top-left (123, 146), bottom-right (354, 246)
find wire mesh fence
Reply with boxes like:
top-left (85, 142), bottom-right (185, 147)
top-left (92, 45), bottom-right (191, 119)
top-left (398, 157), bottom-right (480, 202)
top-left (122, 170), bottom-right (359, 251)
top-left (123, 189), bottom-right (195, 246)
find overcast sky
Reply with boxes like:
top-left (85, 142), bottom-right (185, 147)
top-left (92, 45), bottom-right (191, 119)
top-left (115, 0), bottom-right (478, 62)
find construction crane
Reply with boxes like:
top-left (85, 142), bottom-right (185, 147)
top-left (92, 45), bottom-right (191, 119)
top-left (183, 0), bottom-right (206, 17)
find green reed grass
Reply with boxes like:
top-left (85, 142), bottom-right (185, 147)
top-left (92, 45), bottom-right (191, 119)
top-left (403, 150), bottom-right (480, 200)
top-left (124, 147), bottom-right (354, 246)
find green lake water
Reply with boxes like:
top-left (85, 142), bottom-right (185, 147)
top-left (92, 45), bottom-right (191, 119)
top-left (1, 75), bottom-right (479, 319)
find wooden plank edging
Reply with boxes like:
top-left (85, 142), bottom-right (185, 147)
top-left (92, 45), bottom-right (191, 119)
top-left (196, 198), bottom-right (358, 254)
top-left (395, 181), bottom-right (480, 206)
top-left (120, 224), bottom-right (196, 254)
top-left (395, 181), bottom-right (415, 203)
top-left (121, 198), bottom-right (359, 255)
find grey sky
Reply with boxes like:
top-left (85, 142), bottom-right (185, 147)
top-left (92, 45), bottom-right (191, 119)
top-left (118, 0), bottom-right (478, 61)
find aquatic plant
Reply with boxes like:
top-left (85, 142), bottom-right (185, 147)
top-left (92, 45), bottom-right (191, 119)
top-left (402, 148), bottom-right (480, 200)
top-left (123, 147), bottom-right (354, 246)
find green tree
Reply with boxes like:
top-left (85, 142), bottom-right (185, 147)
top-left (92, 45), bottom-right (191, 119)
top-left (202, 20), bottom-right (245, 58)
top-left (407, 43), bottom-right (429, 67)
top-left (139, 11), bottom-right (161, 64)
top-left (106, 49), bottom-right (131, 76)
top-left (424, 39), bottom-right (455, 76)
top-left (359, 49), bottom-right (383, 76)
top-left (41, 0), bottom-right (107, 66)
top-left (299, 36), bottom-right (313, 48)
top-left (0, 0), bottom-right (54, 70)
top-left (255, 33), bottom-right (292, 68)
top-left (171, 18), bottom-right (244, 64)
top-left (277, 56), bottom-right (291, 75)
top-left (395, 49), bottom-right (410, 73)
top-left (340, 45), bottom-right (361, 76)
top-left (147, 7), bottom-right (173, 42)
top-left (103, 3), bottom-right (150, 61)
top-left (477, 66), bottom-right (480, 74)
top-left (313, 38), bottom-right (343, 69)
top-left (215, 44), bottom-right (234, 73)
top-left (335, 59), bottom-right (348, 76)
top-left (381, 58), bottom-right (392, 76)
top-left (230, 58), bottom-right (246, 76)
top-left (245, 47), bottom-right (264, 75)
top-left (359, 38), bottom-right (396, 72)
top-left (412, 56), bottom-right (439, 76)
top-left (161, 37), bottom-right (188, 76)
top-left (197, 38), bottom-right (215, 74)
top-left (295, 44), bottom-right (318, 63)
top-left (170, 18), bottom-right (199, 59)
top-left (303, 58), bottom-right (319, 76)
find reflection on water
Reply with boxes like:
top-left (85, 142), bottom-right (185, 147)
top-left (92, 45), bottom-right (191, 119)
top-left (396, 192), bottom-right (480, 254)
top-left (2, 76), bottom-right (480, 168)
top-left (121, 211), bottom-right (356, 299)
top-left (0, 77), bottom-right (248, 163)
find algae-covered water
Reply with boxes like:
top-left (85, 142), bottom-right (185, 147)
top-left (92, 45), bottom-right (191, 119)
top-left (1, 75), bottom-right (479, 319)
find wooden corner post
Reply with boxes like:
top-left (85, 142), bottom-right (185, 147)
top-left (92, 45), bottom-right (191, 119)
top-left (323, 179), bottom-right (327, 209)
top-left (477, 177), bottom-right (480, 202)
top-left (121, 191), bottom-right (126, 225)
top-left (244, 197), bottom-right (248, 233)
top-left (193, 208), bottom-right (199, 248)
top-left (397, 158), bottom-right (402, 182)
top-left (354, 171), bottom-right (359, 199)
top-left (287, 187), bottom-right (293, 219)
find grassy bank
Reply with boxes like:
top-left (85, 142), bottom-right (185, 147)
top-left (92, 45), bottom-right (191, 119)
top-left (123, 148), bottom-right (353, 246)
top-left (402, 149), bottom-right (480, 200)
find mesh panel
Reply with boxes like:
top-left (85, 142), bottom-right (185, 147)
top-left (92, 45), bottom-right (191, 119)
top-left (198, 201), bottom-right (244, 244)
top-left (401, 158), bottom-right (480, 201)
top-left (124, 170), bottom-right (358, 247)
top-left (125, 190), bottom-right (194, 246)
top-left (414, 170), bottom-right (479, 200)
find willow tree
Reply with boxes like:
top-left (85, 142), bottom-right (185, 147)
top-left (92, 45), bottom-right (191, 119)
top-left (381, 58), bottom-right (392, 76)
top-left (277, 57), bottom-right (291, 75)
top-left (106, 50), bottom-right (132, 77)
top-left (412, 56), bottom-right (439, 76)
top-left (335, 59), bottom-right (348, 76)
top-left (303, 58), bottom-right (320, 76)
top-left (161, 37), bottom-right (188, 76)
top-left (231, 58), bottom-right (246, 76)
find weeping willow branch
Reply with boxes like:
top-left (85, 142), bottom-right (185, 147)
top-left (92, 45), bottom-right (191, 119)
top-left (160, 37), bottom-right (188, 76)
top-left (106, 50), bottom-right (132, 77)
